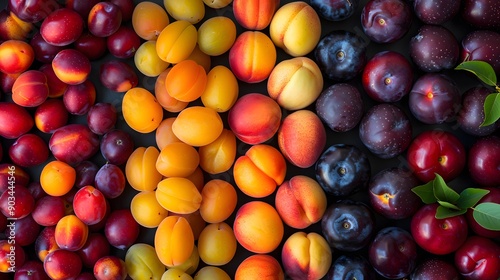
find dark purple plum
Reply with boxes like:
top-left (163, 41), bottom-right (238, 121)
top-left (368, 167), bottom-right (422, 220)
top-left (409, 73), bottom-right (461, 124)
top-left (315, 83), bottom-right (364, 132)
top-left (309, 0), bottom-right (359, 21)
top-left (315, 144), bottom-right (371, 197)
top-left (314, 30), bottom-right (367, 81)
top-left (461, 0), bottom-right (500, 31)
top-left (411, 258), bottom-right (460, 280)
top-left (74, 161), bottom-right (99, 189)
top-left (458, 86), bottom-right (500, 136)
top-left (100, 129), bottom-right (134, 166)
top-left (413, 0), bottom-right (460, 24)
top-left (94, 163), bottom-right (126, 199)
top-left (30, 32), bottom-right (65, 64)
top-left (410, 25), bottom-right (460, 72)
top-left (359, 103), bottom-right (412, 159)
top-left (325, 254), bottom-right (377, 280)
top-left (361, 50), bottom-right (414, 103)
top-left (361, 0), bottom-right (412, 43)
top-left (9, 0), bottom-right (59, 23)
top-left (321, 199), bottom-right (375, 252)
top-left (460, 30), bottom-right (500, 76)
top-left (368, 227), bottom-right (418, 279)
top-left (87, 102), bottom-right (117, 135)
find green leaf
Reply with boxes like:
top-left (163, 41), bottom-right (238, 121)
top-left (435, 205), bottom-right (467, 219)
top-left (481, 93), bottom-right (500, 127)
top-left (433, 174), bottom-right (460, 203)
top-left (472, 202), bottom-right (500, 231)
top-left (456, 188), bottom-right (490, 209)
top-left (412, 180), bottom-right (437, 204)
top-left (455, 60), bottom-right (497, 86)
top-left (437, 200), bottom-right (461, 210)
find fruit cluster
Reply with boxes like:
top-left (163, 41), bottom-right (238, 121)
top-left (0, 0), bottom-right (500, 279)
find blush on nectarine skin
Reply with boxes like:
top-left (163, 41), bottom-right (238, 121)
top-left (235, 254), bottom-right (285, 280)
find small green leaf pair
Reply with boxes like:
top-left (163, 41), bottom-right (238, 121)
top-left (412, 173), bottom-right (500, 231)
top-left (455, 60), bottom-right (500, 127)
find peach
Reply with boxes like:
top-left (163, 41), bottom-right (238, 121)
top-left (54, 215), bottom-right (89, 251)
top-left (281, 232), bottom-right (332, 280)
top-left (155, 216), bottom-right (194, 267)
top-left (232, 0), bottom-right (279, 30)
top-left (269, 1), bottom-right (321, 57)
top-left (228, 31), bottom-right (276, 83)
top-left (52, 49), bottom-right (91, 85)
top-left (125, 243), bottom-right (166, 280)
top-left (233, 144), bottom-right (286, 198)
top-left (234, 254), bottom-right (285, 280)
top-left (233, 201), bottom-right (284, 254)
top-left (0, 102), bottom-right (34, 139)
top-left (267, 57), bottom-right (323, 110)
top-left (274, 175), bottom-right (327, 229)
top-left (125, 146), bottom-right (163, 192)
top-left (228, 93), bottom-right (282, 145)
top-left (198, 129), bottom-right (236, 175)
top-left (0, 39), bottom-right (34, 74)
top-left (11, 69), bottom-right (49, 107)
top-left (277, 110), bottom-right (326, 168)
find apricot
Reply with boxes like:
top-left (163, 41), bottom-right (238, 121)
top-left (198, 181), bottom-right (235, 225)
top-left (155, 216), bottom-right (194, 267)
top-left (229, 31), bottom-right (276, 83)
top-left (167, 245), bottom-right (199, 274)
top-left (172, 106), bottom-right (224, 147)
top-left (132, 1), bottom-right (170, 40)
top-left (174, 211), bottom-right (206, 241)
top-left (122, 87), bottom-right (163, 133)
top-left (267, 57), bottom-right (324, 110)
top-left (134, 40), bottom-right (170, 77)
top-left (269, 1), bottom-right (321, 57)
top-left (234, 254), bottom-right (285, 280)
top-left (52, 48), bottom-right (91, 85)
top-left (40, 160), bottom-right (76, 197)
top-left (163, 0), bottom-right (205, 24)
top-left (156, 141), bottom-right (200, 178)
top-left (162, 268), bottom-right (193, 280)
top-left (202, 0), bottom-right (232, 9)
top-left (194, 266), bottom-right (231, 280)
top-left (0, 39), bottom-right (34, 74)
top-left (166, 60), bottom-right (207, 102)
top-left (233, 201), bottom-right (284, 254)
top-left (0, 102), bottom-right (34, 139)
top-left (156, 177), bottom-right (202, 214)
top-left (275, 175), bottom-right (327, 229)
top-left (126, 146), bottom-right (163, 192)
top-left (233, 144), bottom-right (286, 198)
top-left (198, 129), bottom-right (236, 175)
top-left (155, 117), bottom-right (181, 150)
top-left (125, 243), bottom-right (166, 280)
top-left (201, 65), bottom-right (239, 113)
top-left (277, 110), bottom-right (327, 168)
top-left (198, 222), bottom-right (237, 266)
top-left (281, 232), bottom-right (332, 280)
top-left (185, 167), bottom-right (205, 193)
top-left (186, 45), bottom-right (211, 73)
top-left (54, 214), bottom-right (89, 251)
top-left (155, 68), bottom-right (188, 112)
top-left (130, 191), bottom-right (168, 228)
top-left (197, 16), bottom-right (236, 56)
top-left (233, 0), bottom-right (279, 30)
top-left (156, 20), bottom-right (197, 64)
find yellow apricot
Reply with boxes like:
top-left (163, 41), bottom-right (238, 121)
top-left (134, 40), bottom-right (170, 77)
top-left (202, 0), bottom-right (233, 9)
top-left (201, 65), bottom-right (239, 113)
top-left (167, 245), bottom-right (200, 275)
top-left (194, 266), bottom-right (231, 280)
top-left (198, 129), bottom-right (236, 175)
top-left (122, 87), bottom-right (163, 133)
top-left (163, 0), bottom-right (205, 24)
top-left (126, 146), bottom-right (163, 192)
top-left (197, 16), bottom-right (236, 56)
top-left (156, 20), bottom-right (198, 64)
top-left (155, 216), bottom-right (194, 267)
top-left (156, 177), bottom-right (202, 214)
top-left (130, 191), bottom-right (168, 228)
top-left (197, 222), bottom-right (237, 266)
top-left (155, 142), bottom-right (200, 178)
top-left (172, 106), bottom-right (223, 147)
top-left (161, 268), bottom-right (193, 280)
top-left (132, 1), bottom-right (170, 40)
top-left (125, 243), bottom-right (166, 280)
top-left (199, 179), bottom-right (237, 223)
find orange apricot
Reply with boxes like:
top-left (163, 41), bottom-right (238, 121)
top-left (154, 68), bottom-right (188, 112)
top-left (155, 141), bottom-right (200, 178)
top-left (122, 87), bottom-right (163, 133)
top-left (132, 1), bottom-right (170, 40)
top-left (125, 146), bottom-right (163, 192)
top-left (154, 216), bottom-right (194, 267)
top-left (199, 179), bottom-right (237, 223)
top-left (40, 160), bottom-right (76, 197)
top-left (172, 106), bottom-right (223, 147)
top-left (166, 60), bottom-right (207, 102)
top-left (198, 129), bottom-right (236, 175)
top-left (156, 177), bottom-right (202, 214)
top-left (156, 20), bottom-right (197, 64)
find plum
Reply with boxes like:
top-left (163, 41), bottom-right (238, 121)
top-left (325, 254), bottom-right (376, 280)
top-left (361, 0), bottom-right (412, 43)
top-left (460, 30), bottom-right (500, 76)
top-left (461, 0), bottom-right (500, 31)
top-left (458, 86), bottom-right (500, 136)
top-left (413, 0), bottom-right (460, 24)
top-left (310, 0), bottom-right (359, 21)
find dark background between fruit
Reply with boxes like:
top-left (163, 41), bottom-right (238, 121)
top-left (0, 0), bottom-right (492, 279)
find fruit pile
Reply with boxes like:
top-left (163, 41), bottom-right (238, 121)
top-left (0, 0), bottom-right (499, 279)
